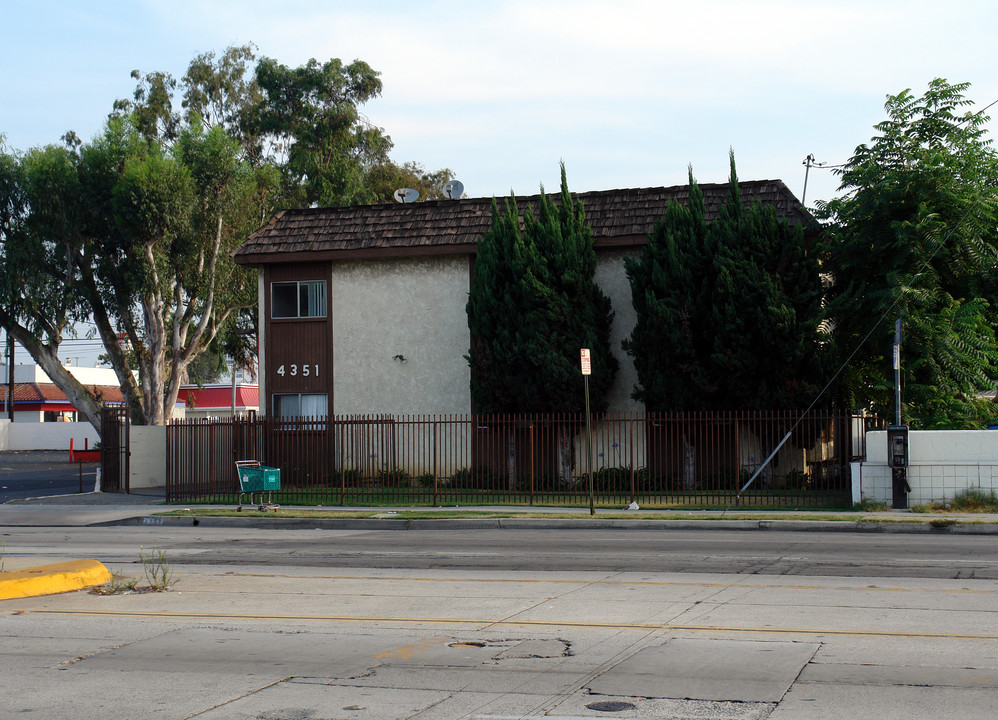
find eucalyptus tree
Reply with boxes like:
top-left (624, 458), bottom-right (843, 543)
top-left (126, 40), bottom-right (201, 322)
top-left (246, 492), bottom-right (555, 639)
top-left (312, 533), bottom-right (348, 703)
top-left (0, 46), bottom-right (450, 428)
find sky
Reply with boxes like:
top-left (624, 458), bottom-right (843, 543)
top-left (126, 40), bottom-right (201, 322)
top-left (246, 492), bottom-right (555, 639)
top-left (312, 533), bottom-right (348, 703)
top-left (2, 0), bottom-right (997, 366)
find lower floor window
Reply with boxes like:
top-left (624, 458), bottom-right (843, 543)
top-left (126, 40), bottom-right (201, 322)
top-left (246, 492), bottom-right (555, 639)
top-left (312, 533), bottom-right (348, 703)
top-left (273, 393), bottom-right (328, 418)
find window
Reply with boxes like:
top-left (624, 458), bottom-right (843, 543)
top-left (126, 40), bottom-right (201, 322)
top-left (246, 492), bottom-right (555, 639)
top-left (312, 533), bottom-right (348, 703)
top-left (271, 280), bottom-right (326, 319)
top-left (273, 393), bottom-right (328, 418)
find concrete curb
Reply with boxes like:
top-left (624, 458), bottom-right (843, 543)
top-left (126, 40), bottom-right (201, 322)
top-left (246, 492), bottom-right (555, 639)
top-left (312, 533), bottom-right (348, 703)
top-left (101, 514), bottom-right (998, 535)
top-left (0, 559), bottom-right (112, 600)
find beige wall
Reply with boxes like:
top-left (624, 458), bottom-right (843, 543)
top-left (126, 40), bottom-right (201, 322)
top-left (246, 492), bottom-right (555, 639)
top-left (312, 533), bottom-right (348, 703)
top-left (595, 250), bottom-right (643, 413)
top-left (332, 255), bottom-right (472, 415)
top-left (129, 425), bottom-right (166, 489)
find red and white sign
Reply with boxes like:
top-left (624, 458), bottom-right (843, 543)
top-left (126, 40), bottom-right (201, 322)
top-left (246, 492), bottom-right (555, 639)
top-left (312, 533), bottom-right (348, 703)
top-left (580, 348), bottom-right (592, 376)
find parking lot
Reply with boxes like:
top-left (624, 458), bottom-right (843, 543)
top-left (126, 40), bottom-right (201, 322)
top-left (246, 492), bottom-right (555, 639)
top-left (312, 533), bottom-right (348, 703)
top-left (0, 451), bottom-right (98, 503)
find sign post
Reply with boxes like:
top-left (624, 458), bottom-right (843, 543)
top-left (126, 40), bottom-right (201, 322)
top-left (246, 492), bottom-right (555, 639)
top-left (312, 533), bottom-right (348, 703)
top-left (581, 349), bottom-right (594, 516)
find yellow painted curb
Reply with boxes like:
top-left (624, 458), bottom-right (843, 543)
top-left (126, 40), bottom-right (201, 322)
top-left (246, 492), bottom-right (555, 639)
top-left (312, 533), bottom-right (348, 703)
top-left (0, 560), bottom-right (113, 600)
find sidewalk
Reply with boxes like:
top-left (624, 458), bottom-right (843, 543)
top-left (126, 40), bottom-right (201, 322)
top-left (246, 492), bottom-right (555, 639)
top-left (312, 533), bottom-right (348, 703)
top-left (3, 488), bottom-right (998, 532)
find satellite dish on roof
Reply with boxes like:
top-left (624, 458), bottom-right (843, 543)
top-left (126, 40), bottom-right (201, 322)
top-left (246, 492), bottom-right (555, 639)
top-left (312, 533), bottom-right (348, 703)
top-left (443, 180), bottom-right (464, 199)
top-left (394, 188), bottom-right (419, 203)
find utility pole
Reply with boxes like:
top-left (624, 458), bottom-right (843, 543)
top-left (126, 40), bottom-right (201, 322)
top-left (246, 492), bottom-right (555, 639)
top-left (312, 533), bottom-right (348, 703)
top-left (801, 154), bottom-right (825, 206)
top-left (889, 318), bottom-right (910, 509)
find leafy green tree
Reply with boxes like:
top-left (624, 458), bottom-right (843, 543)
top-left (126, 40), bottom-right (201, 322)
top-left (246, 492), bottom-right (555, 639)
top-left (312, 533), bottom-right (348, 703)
top-left (0, 118), bottom-right (263, 427)
top-left (0, 140), bottom-right (110, 428)
top-left (1, 46), bottom-right (452, 428)
top-left (365, 161), bottom-right (457, 203)
top-left (625, 153), bottom-right (827, 412)
top-left (467, 164), bottom-right (618, 414)
top-left (818, 79), bottom-right (998, 428)
top-left (252, 56), bottom-right (390, 207)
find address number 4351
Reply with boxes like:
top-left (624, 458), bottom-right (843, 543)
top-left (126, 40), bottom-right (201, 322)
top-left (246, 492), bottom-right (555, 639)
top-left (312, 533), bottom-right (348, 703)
top-left (277, 364), bottom-right (318, 377)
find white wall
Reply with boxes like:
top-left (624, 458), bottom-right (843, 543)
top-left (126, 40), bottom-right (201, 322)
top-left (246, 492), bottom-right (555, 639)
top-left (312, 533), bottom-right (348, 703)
top-left (855, 430), bottom-right (998, 505)
top-left (1, 420), bottom-right (100, 451)
top-left (0, 362), bottom-right (119, 385)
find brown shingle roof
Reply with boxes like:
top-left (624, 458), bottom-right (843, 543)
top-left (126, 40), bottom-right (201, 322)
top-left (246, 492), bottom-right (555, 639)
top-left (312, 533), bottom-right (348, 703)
top-left (233, 180), bottom-right (815, 265)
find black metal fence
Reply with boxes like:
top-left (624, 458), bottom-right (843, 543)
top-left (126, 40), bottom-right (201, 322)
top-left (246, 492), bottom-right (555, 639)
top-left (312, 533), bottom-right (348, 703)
top-left (166, 411), bottom-right (882, 508)
top-left (100, 404), bottom-right (130, 492)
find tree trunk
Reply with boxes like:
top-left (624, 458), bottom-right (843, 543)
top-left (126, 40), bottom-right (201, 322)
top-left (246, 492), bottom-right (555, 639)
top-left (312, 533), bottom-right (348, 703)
top-left (558, 429), bottom-right (573, 486)
top-left (506, 433), bottom-right (517, 490)
top-left (6, 324), bottom-right (102, 431)
top-left (683, 433), bottom-right (696, 490)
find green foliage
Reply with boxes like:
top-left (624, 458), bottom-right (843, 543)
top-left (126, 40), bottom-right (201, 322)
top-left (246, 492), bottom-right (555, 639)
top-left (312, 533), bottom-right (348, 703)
top-left (467, 164), bottom-right (618, 412)
top-left (940, 488), bottom-right (998, 512)
top-left (1, 45), bottom-right (450, 428)
top-left (449, 466), bottom-right (505, 490)
top-left (819, 79), bottom-right (998, 428)
top-left (376, 467), bottom-right (411, 487)
top-left (624, 153), bottom-right (828, 410)
top-left (252, 55), bottom-right (390, 207)
top-left (139, 546), bottom-right (176, 591)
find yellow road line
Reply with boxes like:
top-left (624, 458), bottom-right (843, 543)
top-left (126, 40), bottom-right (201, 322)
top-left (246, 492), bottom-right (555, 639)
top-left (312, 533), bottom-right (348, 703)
top-left (14, 608), bottom-right (998, 641)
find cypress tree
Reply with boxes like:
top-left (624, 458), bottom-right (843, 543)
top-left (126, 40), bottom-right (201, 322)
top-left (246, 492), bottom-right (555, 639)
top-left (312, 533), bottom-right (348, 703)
top-left (625, 152), bottom-right (827, 411)
top-left (467, 163), bottom-right (618, 413)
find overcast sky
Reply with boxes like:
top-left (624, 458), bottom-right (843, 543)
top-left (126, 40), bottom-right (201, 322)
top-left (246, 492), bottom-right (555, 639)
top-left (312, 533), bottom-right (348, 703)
top-left (2, 0), bottom-right (997, 366)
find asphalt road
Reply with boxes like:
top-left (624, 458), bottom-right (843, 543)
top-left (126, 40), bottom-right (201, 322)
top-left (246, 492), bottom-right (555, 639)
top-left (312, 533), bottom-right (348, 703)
top-left (0, 450), bottom-right (98, 502)
top-left (4, 524), bottom-right (998, 579)
top-left (3, 525), bottom-right (998, 720)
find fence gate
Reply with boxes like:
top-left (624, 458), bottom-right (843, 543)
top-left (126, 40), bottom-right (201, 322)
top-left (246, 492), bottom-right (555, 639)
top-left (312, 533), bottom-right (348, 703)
top-left (100, 404), bottom-right (130, 492)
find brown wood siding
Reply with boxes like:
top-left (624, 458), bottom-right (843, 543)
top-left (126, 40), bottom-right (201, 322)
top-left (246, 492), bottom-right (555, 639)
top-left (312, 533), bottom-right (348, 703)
top-left (264, 262), bottom-right (333, 415)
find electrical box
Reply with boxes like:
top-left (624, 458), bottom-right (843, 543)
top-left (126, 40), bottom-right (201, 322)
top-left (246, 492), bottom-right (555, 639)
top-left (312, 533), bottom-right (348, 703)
top-left (887, 425), bottom-right (909, 468)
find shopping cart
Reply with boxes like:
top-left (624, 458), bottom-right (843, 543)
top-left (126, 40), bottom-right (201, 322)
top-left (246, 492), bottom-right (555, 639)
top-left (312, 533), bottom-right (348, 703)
top-left (235, 460), bottom-right (281, 511)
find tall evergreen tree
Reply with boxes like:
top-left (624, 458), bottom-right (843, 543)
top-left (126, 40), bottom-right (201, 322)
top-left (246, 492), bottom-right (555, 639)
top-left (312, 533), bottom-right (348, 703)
top-left (467, 164), bottom-right (618, 413)
top-left (624, 153), bottom-right (827, 411)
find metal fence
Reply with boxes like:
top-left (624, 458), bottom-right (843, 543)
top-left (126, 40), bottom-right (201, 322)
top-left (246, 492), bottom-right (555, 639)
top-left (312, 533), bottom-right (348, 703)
top-left (166, 411), bottom-right (882, 507)
top-left (100, 404), bottom-right (130, 492)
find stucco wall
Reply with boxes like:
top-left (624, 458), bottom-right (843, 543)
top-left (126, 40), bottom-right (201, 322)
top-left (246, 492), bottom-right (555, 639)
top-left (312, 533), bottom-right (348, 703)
top-left (332, 255), bottom-right (472, 415)
top-left (855, 430), bottom-right (998, 504)
top-left (594, 250), bottom-right (643, 413)
top-left (129, 425), bottom-right (166, 489)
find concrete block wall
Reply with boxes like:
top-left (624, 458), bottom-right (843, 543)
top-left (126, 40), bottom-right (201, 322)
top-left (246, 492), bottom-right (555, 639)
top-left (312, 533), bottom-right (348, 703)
top-left (855, 430), bottom-right (998, 505)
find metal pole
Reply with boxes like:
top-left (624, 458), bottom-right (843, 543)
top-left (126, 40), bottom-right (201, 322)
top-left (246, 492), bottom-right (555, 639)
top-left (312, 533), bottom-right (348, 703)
top-left (894, 318), bottom-right (902, 427)
top-left (585, 375), bottom-right (594, 516)
top-left (6, 332), bottom-right (13, 421)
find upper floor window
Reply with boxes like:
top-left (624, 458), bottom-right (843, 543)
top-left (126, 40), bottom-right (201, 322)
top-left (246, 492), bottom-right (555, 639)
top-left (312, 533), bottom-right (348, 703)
top-left (272, 280), bottom-right (326, 319)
